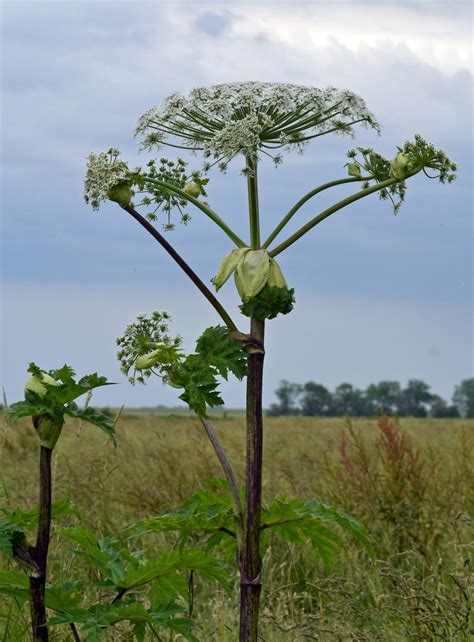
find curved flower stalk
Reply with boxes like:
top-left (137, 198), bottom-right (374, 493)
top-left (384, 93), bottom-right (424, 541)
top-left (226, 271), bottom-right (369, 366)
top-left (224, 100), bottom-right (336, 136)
top-left (264, 135), bottom-right (457, 255)
top-left (135, 81), bottom-right (380, 168)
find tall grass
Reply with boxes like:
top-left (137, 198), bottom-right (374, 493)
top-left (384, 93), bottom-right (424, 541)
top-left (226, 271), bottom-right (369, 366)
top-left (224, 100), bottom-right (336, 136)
top-left (1, 413), bottom-right (473, 640)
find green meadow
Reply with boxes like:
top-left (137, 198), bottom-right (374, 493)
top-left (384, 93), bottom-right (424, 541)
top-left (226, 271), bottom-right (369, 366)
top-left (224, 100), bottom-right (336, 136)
top-left (1, 414), bottom-right (473, 640)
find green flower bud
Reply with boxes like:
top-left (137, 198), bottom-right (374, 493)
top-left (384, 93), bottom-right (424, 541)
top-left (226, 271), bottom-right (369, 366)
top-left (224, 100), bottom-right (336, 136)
top-left (267, 258), bottom-right (288, 289)
top-left (135, 349), bottom-right (162, 370)
top-left (107, 182), bottom-right (133, 207)
top-left (347, 162), bottom-right (361, 178)
top-left (234, 249), bottom-right (271, 302)
top-left (183, 181), bottom-right (201, 198)
top-left (211, 247), bottom-right (250, 291)
top-left (34, 415), bottom-right (63, 450)
top-left (135, 343), bottom-right (181, 370)
top-left (390, 153), bottom-right (412, 181)
top-left (25, 374), bottom-right (63, 448)
top-left (25, 373), bottom-right (56, 397)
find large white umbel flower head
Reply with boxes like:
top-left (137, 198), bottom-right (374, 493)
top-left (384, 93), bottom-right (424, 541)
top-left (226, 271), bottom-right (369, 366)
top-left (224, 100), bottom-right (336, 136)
top-left (135, 82), bottom-right (380, 168)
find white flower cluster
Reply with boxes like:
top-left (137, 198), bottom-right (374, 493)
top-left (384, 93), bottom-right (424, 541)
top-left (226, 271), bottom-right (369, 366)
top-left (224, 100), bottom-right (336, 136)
top-left (84, 148), bottom-right (129, 210)
top-left (135, 82), bottom-right (379, 166)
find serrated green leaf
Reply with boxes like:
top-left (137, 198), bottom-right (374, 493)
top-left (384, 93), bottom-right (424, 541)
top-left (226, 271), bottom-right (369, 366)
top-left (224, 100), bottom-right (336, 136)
top-left (130, 490), bottom-right (237, 562)
top-left (0, 570), bottom-right (29, 589)
top-left (173, 356), bottom-right (223, 417)
top-left (149, 573), bottom-right (188, 604)
top-left (46, 374), bottom-right (115, 405)
top-left (261, 497), bottom-right (372, 569)
top-left (123, 548), bottom-right (231, 593)
top-left (240, 285), bottom-right (295, 320)
top-left (170, 326), bottom-right (247, 416)
top-left (195, 326), bottom-right (247, 380)
top-left (61, 526), bottom-right (126, 583)
top-left (27, 362), bottom-right (43, 376)
top-left (51, 364), bottom-right (76, 384)
top-left (45, 581), bottom-right (84, 611)
top-left (65, 405), bottom-right (117, 445)
top-left (0, 571), bottom-right (30, 605)
top-left (133, 619), bottom-right (146, 642)
top-left (49, 599), bottom-right (198, 642)
top-left (8, 397), bottom-right (56, 422)
top-left (1, 500), bottom-right (78, 559)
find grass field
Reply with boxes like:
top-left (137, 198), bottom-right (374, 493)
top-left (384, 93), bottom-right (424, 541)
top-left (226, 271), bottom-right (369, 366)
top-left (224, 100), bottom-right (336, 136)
top-left (1, 413), bottom-right (473, 640)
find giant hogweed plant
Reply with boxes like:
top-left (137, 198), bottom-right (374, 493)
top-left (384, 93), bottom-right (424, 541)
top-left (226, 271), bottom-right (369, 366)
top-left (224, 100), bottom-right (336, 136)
top-left (84, 82), bottom-right (456, 641)
top-left (2, 367), bottom-right (231, 642)
top-left (1, 364), bottom-right (116, 640)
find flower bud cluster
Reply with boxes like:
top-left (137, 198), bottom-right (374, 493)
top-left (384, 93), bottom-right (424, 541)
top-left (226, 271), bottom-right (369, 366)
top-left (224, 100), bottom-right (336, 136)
top-left (133, 157), bottom-right (208, 231)
top-left (116, 311), bottom-right (182, 385)
top-left (346, 135), bottom-right (456, 215)
top-left (24, 371), bottom-right (63, 449)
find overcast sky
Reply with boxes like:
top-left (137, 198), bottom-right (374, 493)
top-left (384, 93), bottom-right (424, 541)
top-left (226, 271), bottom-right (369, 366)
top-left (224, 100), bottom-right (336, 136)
top-left (1, 1), bottom-right (472, 409)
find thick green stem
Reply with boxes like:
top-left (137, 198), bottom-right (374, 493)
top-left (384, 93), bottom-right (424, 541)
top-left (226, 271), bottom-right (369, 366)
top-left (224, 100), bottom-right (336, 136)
top-left (269, 174), bottom-right (419, 257)
top-left (240, 318), bottom-right (265, 642)
top-left (239, 152), bottom-right (264, 642)
top-left (262, 175), bottom-right (369, 248)
top-left (123, 205), bottom-right (238, 332)
top-left (246, 156), bottom-right (260, 249)
top-left (29, 445), bottom-right (52, 642)
top-left (137, 177), bottom-right (247, 248)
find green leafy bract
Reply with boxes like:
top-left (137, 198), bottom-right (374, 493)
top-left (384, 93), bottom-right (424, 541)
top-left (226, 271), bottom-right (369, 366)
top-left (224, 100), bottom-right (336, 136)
top-left (8, 363), bottom-right (117, 446)
top-left (240, 285), bottom-right (295, 320)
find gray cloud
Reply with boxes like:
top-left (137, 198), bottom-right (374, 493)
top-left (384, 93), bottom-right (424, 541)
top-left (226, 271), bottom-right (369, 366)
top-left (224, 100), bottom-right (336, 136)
top-left (1, 1), bottom-right (471, 407)
top-left (194, 10), bottom-right (236, 37)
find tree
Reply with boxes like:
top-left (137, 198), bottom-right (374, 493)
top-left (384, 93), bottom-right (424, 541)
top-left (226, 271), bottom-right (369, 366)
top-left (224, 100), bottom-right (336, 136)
top-left (398, 379), bottom-right (433, 417)
top-left (267, 380), bottom-right (302, 416)
top-left (429, 394), bottom-right (460, 418)
top-left (453, 378), bottom-right (474, 418)
top-left (332, 382), bottom-right (369, 416)
top-left (366, 380), bottom-right (402, 415)
top-left (300, 381), bottom-right (333, 416)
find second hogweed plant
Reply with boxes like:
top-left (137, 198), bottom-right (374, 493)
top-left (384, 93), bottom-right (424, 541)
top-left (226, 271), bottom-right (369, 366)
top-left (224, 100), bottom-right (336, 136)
top-left (84, 82), bottom-right (456, 641)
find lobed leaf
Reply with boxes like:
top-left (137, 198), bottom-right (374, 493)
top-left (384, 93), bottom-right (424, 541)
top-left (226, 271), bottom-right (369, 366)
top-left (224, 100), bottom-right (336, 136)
top-left (65, 404), bottom-right (117, 446)
top-left (240, 285), bottom-right (295, 320)
top-left (261, 497), bottom-right (372, 569)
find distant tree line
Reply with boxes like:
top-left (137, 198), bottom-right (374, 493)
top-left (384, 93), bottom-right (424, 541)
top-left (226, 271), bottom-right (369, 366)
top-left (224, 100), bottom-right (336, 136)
top-left (267, 378), bottom-right (474, 418)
